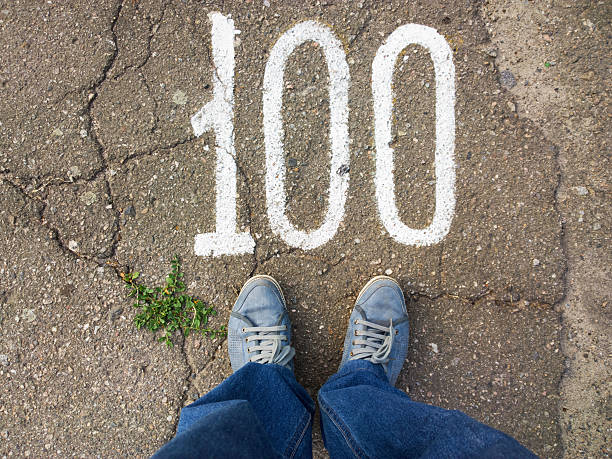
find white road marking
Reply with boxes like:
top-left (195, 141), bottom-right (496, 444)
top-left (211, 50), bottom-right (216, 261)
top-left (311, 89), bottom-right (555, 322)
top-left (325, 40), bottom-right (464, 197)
top-left (263, 21), bottom-right (350, 250)
top-left (372, 24), bottom-right (456, 246)
top-left (191, 12), bottom-right (255, 256)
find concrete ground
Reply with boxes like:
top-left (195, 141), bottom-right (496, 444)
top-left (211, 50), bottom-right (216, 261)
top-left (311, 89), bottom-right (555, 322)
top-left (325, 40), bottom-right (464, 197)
top-left (0, 0), bottom-right (608, 457)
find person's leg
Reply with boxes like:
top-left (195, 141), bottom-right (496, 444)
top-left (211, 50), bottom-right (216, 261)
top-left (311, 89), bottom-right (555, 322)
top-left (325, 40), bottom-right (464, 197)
top-left (153, 276), bottom-right (314, 459)
top-left (318, 276), bottom-right (536, 458)
top-left (319, 360), bottom-right (535, 458)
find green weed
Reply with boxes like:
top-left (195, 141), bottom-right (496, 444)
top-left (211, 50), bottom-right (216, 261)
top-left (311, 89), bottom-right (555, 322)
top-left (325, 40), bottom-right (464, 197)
top-left (121, 256), bottom-right (226, 346)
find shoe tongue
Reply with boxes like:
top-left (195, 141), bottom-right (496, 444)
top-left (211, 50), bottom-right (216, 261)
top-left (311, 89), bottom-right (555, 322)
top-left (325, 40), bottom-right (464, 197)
top-left (365, 318), bottom-right (391, 328)
top-left (355, 304), bottom-right (391, 328)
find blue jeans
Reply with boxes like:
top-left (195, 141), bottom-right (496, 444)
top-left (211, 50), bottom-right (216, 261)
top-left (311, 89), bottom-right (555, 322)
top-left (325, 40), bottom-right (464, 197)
top-left (152, 361), bottom-right (536, 458)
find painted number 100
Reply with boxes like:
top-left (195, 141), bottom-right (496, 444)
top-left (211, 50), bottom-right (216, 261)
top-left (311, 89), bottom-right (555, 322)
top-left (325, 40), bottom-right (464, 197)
top-left (192, 13), bottom-right (455, 257)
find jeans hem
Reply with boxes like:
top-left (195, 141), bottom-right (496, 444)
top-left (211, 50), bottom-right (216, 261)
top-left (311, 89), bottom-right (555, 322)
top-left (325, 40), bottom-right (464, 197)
top-left (284, 407), bottom-right (312, 459)
top-left (318, 393), bottom-right (369, 459)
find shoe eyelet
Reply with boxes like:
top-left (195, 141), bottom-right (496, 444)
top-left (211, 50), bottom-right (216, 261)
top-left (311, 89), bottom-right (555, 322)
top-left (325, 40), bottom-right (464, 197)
top-left (242, 328), bottom-right (245, 333)
top-left (350, 351), bottom-right (353, 356)
top-left (354, 330), bottom-right (358, 335)
top-left (395, 330), bottom-right (399, 335)
top-left (354, 320), bottom-right (358, 324)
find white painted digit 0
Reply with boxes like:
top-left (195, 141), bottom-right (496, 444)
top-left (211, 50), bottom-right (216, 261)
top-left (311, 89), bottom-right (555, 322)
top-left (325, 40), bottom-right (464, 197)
top-left (191, 13), bottom-right (255, 256)
top-left (263, 21), bottom-right (350, 250)
top-left (372, 24), bottom-right (456, 246)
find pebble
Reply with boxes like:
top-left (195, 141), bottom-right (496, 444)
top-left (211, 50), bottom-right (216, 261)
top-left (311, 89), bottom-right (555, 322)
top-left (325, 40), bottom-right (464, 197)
top-left (68, 165), bottom-right (81, 180)
top-left (124, 205), bottom-right (136, 217)
top-left (499, 70), bottom-right (517, 89)
top-left (574, 186), bottom-right (588, 196)
top-left (80, 191), bottom-right (98, 206)
top-left (0, 354), bottom-right (8, 366)
top-left (429, 343), bottom-right (439, 353)
top-left (532, 258), bottom-right (540, 267)
top-left (21, 309), bottom-right (36, 323)
top-left (68, 240), bottom-right (79, 251)
top-left (108, 306), bottom-right (123, 322)
top-left (172, 90), bottom-right (188, 106)
top-left (385, 269), bottom-right (393, 275)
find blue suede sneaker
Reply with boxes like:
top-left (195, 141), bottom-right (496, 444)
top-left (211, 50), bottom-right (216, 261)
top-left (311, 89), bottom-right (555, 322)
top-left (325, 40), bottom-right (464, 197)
top-left (228, 275), bottom-right (295, 372)
top-left (340, 276), bottom-right (410, 386)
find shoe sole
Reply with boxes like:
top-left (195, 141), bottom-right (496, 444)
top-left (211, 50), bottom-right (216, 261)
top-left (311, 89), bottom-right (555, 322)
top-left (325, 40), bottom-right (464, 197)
top-left (238, 274), bottom-right (287, 307)
top-left (355, 275), bottom-right (402, 304)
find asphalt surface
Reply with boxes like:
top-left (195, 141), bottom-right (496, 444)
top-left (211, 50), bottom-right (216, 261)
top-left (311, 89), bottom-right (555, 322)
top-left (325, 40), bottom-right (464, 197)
top-left (0, 1), bottom-right (609, 457)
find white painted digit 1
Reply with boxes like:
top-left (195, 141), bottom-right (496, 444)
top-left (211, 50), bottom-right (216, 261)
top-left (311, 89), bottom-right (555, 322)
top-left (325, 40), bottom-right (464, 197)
top-left (263, 22), bottom-right (350, 250)
top-left (372, 24), bottom-right (456, 246)
top-left (191, 13), bottom-right (255, 256)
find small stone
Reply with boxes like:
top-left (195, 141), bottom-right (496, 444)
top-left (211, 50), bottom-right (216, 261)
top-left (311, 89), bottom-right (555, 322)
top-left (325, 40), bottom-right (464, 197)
top-left (124, 205), bottom-right (136, 217)
top-left (0, 354), bottom-right (8, 366)
top-left (507, 101), bottom-right (516, 112)
top-left (370, 258), bottom-right (381, 265)
top-left (429, 343), bottom-right (439, 353)
top-left (385, 269), bottom-right (393, 275)
top-left (288, 158), bottom-right (297, 167)
top-left (80, 129), bottom-right (88, 138)
top-left (21, 309), bottom-right (36, 323)
top-left (166, 415), bottom-right (173, 422)
top-left (80, 191), bottom-right (98, 206)
top-left (336, 164), bottom-right (350, 176)
top-left (354, 238), bottom-right (361, 244)
top-left (67, 165), bottom-right (81, 180)
top-left (486, 48), bottom-right (497, 57)
top-left (263, 0), bottom-right (270, 6)
top-left (574, 186), bottom-right (588, 196)
top-left (172, 90), bottom-right (188, 106)
top-left (592, 222), bottom-right (601, 231)
top-left (52, 128), bottom-right (63, 137)
top-left (532, 258), bottom-right (540, 267)
top-left (109, 306), bottom-right (123, 322)
top-left (499, 70), bottom-right (516, 89)
top-left (68, 240), bottom-right (79, 251)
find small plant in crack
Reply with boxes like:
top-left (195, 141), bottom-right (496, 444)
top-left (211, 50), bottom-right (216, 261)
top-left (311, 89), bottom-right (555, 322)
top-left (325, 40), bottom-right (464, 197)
top-left (121, 255), bottom-right (226, 346)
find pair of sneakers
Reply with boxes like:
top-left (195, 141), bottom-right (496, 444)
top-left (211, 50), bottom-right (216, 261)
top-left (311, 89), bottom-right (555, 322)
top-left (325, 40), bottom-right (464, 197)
top-left (228, 275), bottom-right (409, 386)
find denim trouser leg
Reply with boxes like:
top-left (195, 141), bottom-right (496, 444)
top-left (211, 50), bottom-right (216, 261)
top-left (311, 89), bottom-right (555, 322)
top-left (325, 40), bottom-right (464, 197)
top-left (317, 360), bottom-right (537, 459)
top-left (152, 362), bottom-right (315, 459)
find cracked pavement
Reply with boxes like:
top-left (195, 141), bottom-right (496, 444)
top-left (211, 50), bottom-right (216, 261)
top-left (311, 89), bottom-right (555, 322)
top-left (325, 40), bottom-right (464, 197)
top-left (0, 0), bottom-right (609, 457)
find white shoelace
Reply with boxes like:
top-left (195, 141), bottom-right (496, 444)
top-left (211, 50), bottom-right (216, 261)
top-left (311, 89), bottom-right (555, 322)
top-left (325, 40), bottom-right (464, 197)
top-left (349, 319), bottom-right (394, 364)
top-left (244, 325), bottom-right (295, 367)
